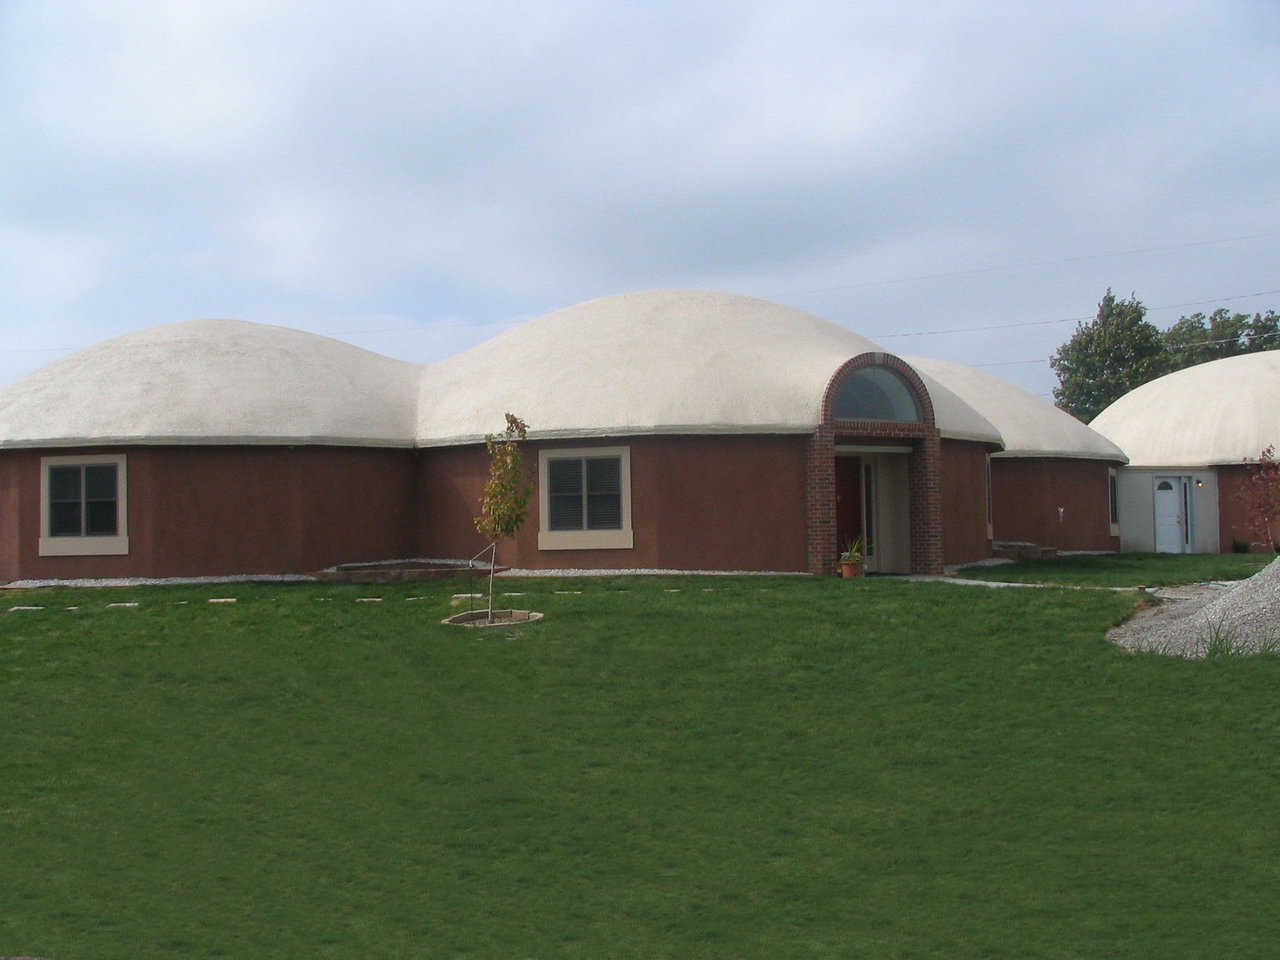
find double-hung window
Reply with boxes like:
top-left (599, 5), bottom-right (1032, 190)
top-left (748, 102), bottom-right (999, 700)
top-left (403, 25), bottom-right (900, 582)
top-left (39, 454), bottom-right (130, 556)
top-left (538, 446), bottom-right (633, 550)
top-left (549, 457), bottom-right (622, 530)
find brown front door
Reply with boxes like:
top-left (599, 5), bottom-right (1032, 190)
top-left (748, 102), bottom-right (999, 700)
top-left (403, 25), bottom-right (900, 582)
top-left (835, 456), bottom-right (863, 553)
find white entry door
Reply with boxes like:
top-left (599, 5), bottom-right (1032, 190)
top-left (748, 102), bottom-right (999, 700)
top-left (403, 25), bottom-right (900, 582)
top-left (1153, 477), bottom-right (1186, 553)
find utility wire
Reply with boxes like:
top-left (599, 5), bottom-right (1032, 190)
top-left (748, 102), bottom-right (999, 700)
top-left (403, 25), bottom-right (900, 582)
top-left (765, 231), bottom-right (1280, 299)
top-left (967, 327), bottom-right (1280, 369)
top-left (875, 288), bottom-right (1280, 339)
top-left (6, 283), bottom-right (1277, 357)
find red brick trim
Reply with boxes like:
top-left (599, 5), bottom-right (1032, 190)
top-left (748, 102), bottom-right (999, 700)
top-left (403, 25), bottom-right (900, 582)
top-left (804, 353), bottom-right (944, 575)
top-left (819, 352), bottom-right (938, 430)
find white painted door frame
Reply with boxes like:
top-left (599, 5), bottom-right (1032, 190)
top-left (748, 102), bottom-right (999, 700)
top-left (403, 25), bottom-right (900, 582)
top-left (1153, 475), bottom-right (1192, 554)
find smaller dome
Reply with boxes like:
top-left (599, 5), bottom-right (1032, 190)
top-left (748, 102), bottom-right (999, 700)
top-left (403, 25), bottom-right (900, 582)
top-left (906, 356), bottom-right (1126, 461)
top-left (1090, 351), bottom-right (1280, 467)
top-left (0, 319), bottom-right (420, 448)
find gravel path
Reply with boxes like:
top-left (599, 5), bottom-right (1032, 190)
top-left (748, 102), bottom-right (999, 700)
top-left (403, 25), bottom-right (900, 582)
top-left (1108, 557), bottom-right (1280, 657)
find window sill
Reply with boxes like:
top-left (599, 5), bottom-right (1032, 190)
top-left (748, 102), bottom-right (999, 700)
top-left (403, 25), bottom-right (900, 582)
top-left (538, 529), bottom-right (634, 551)
top-left (39, 535), bottom-right (130, 557)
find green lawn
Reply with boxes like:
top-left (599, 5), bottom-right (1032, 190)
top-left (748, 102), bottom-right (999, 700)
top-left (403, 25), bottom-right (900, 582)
top-left (4, 576), bottom-right (1280, 958)
top-left (955, 551), bottom-right (1273, 587)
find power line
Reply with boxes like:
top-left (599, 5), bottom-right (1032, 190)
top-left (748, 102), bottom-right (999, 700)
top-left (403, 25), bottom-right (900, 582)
top-left (875, 287), bottom-right (1280, 339)
top-left (4, 283), bottom-right (1277, 360)
top-left (768, 231), bottom-right (1280, 299)
top-left (966, 327), bottom-right (1280, 369)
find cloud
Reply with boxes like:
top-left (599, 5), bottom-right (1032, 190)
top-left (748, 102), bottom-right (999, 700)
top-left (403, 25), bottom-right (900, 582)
top-left (0, 0), bottom-right (1277, 399)
top-left (0, 224), bottom-right (114, 307)
top-left (6, 0), bottom-right (293, 160)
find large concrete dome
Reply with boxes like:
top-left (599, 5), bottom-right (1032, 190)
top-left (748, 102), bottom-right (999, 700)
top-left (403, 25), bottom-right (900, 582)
top-left (0, 318), bottom-right (421, 448)
top-left (906, 356), bottom-right (1127, 461)
top-left (0, 292), bottom-right (1004, 450)
top-left (416, 289), bottom-right (1002, 446)
top-left (1090, 350), bottom-right (1280, 467)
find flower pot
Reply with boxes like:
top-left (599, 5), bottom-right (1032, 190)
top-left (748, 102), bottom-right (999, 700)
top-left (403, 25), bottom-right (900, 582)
top-left (840, 560), bottom-right (863, 579)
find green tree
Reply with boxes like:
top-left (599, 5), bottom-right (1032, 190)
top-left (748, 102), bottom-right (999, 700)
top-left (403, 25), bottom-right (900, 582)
top-left (1051, 289), bottom-right (1168, 422)
top-left (1162, 308), bottom-right (1280, 369)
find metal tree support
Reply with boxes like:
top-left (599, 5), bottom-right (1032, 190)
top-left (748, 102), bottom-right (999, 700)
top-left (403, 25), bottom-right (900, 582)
top-left (468, 542), bottom-right (498, 623)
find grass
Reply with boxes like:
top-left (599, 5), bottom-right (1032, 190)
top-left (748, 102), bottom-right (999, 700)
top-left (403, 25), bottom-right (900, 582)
top-left (955, 551), bottom-right (1273, 587)
top-left (1198, 618), bottom-right (1280, 660)
top-left (4, 575), bottom-right (1280, 957)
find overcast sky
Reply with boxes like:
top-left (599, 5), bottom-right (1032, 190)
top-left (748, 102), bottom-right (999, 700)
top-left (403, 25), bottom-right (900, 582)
top-left (2, 0), bottom-right (1277, 400)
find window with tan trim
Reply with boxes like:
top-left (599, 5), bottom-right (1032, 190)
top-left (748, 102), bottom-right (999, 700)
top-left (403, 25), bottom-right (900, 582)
top-left (538, 446), bottom-right (634, 550)
top-left (39, 454), bottom-right (129, 557)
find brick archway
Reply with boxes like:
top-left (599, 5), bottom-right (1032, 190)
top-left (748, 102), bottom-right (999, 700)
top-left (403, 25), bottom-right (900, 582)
top-left (805, 353), bottom-right (943, 575)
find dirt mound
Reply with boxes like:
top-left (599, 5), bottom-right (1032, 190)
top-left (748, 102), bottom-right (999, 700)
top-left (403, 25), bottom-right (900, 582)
top-left (1109, 556), bottom-right (1280, 657)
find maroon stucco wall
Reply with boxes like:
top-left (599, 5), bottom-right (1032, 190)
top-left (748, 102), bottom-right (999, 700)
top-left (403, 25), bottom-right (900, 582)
top-left (1218, 464), bottom-right (1278, 552)
top-left (0, 456), bottom-right (20, 583)
top-left (991, 457), bottom-right (1119, 551)
top-left (0, 446), bottom-right (419, 580)
top-left (939, 439), bottom-right (992, 566)
top-left (420, 435), bottom-right (810, 571)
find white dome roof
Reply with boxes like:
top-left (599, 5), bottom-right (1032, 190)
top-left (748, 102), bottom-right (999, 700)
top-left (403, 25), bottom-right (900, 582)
top-left (905, 356), bottom-right (1127, 461)
top-left (0, 292), bottom-right (1004, 450)
top-left (0, 318), bottom-right (420, 448)
top-left (417, 290), bottom-right (1003, 446)
top-left (1090, 350), bottom-right (1280, 467)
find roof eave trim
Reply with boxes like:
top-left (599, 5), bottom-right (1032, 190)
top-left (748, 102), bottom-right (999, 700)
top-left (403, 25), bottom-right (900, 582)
top-left (0, 435), bottom-right (417, 450)
top-left (416, 422), bottom-right (818, 448)
top-left (936, 429), bottom-right (1005, 447)
top-left (1121, 459), bottom-right (1257, 470)
top-left (994, 448), bottom-right (1129, 463)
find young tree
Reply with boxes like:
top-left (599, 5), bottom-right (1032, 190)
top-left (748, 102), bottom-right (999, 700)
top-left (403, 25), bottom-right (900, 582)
top-left (474, 413), bottom-right (532, 620)
top-left (1236, 445), bottom-right (1280, 553)
top-left (1051, 289), bottom-right (1167, 423)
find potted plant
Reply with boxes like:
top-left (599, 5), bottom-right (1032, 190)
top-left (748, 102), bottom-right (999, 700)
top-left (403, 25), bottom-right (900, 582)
top-left (838, 537), bottom-right (866, 578)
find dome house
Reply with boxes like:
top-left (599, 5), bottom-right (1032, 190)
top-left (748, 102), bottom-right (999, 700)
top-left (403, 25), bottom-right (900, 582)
top-left (1090, 351), bottom-right (1280, 553)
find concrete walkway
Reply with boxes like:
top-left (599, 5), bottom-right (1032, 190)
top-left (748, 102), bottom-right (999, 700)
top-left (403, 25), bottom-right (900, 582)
top-left (905, 574), bottom-right (1143, 593)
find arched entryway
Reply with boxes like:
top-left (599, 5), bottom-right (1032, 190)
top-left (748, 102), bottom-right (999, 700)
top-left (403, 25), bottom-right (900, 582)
top-left (806, 353), bottom-right (943, 575)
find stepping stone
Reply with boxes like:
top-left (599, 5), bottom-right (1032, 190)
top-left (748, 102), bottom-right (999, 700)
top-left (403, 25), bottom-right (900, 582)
top-left (356, 597), bottom-right (383, 603)
top-left (208, 598), bottom-right (236, 604)
top-left (502, 592), bottom-right (524, 596)
top-left (554, 590), bottom-right (583, 595)
top-left (664, 588), bottom-right (681, 593)
top-left (405, 596), bottom-right (425, 601)
top-left (452, 593), bottom-right (484, 598)
top-left (106, 602), bottom-right (139, 608)
top-left (65, 605), bottom-right (79, 611)
top-left (8, 605), bottom-right (44, 612)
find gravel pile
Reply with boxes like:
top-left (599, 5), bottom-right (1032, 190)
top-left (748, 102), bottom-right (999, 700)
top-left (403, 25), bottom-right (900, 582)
top-left (1109, 557), bottom-right (1280, 657)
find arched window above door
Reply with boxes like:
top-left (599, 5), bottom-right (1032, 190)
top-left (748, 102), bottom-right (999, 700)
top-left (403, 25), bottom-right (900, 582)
top-left (833, 366), bottom-right (922, 422)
